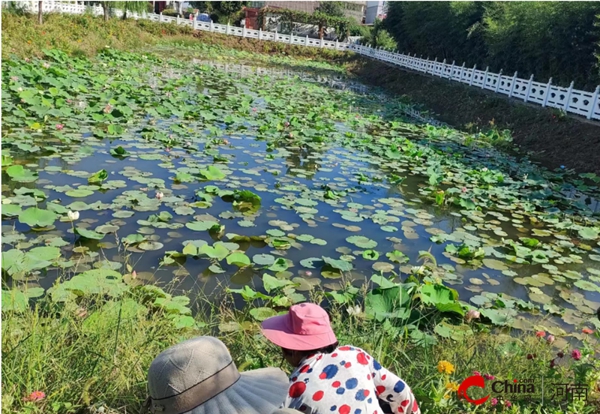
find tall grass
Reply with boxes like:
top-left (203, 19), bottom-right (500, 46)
top-left (1, 11), bottom-right (353, 63)
top-left (3, 286), bottom-right (597, 414)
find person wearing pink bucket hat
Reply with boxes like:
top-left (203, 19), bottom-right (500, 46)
top-left (261, 303), bottom-right (421, 414)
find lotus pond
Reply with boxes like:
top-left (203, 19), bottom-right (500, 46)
top-left (2, 48), bottom-right (600, 344)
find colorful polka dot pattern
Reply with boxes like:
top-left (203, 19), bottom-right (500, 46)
top-left (280, 346), bottom-right (420, 414)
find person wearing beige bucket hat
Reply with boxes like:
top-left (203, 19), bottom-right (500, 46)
top-left (141, 336), bottom-right (289, 414)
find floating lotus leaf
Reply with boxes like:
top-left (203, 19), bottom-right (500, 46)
top-left (138, 241), bottom-right (164, 251)
top-left (249, 307), bottom-right (278, 321)
top-left (75, 227), bottom-right (105, 240)
top-left (322, 256), bottom-right (353, 272)
top-left (6, 165), bottom-right (37, 183)
top-left (198, 165), bottom-right (226, 180)
top-left (253, 254), bottom-right (276, 266)
top-left (226, 252), bottom-right (251, 267)
top-left (346, 235), bottom-right (377, 249)
top-left (482, 258), bottom-right (508, 271)
top-left (18, 207), bottom-right (57, 228)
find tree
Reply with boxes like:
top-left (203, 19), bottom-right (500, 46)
top-left (115, 1), bottom-right (148, 20)
top-left (189, 1), bottom-right (246, 23)
top-left (316, 2), bottom-right (345, 18)
top-left (38, 1), bottom-right (43, 24)
top-left (99, 1), bottom-right (111, 21)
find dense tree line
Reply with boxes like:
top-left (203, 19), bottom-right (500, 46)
top-left (384, 2), bottom-right (600, 89)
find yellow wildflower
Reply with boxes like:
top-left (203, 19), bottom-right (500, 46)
top-left (445, 382), bottom-right (459, 392)
top-left (437, 360), bottom-right (455, 375)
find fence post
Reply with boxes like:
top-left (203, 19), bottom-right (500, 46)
top-left (226, 23), bottom-right (230, 35)
top-left (459, 62), bottom-right (465, 82)
top-left (441, 59), bottom-right (446, 78)
top-left (193, 18), bottom-right (198, 30)
top-left (563, 81), bottom-right (574, 111)
top-left (159, 12), bottom-right (163, 22)
top-left (449, 61), bottom-right (455, 80)
top-left (242, 25), bottom-right (246, 38)
top-left (177, 15), bottom-right (180, 25)
top-left (542, 77), bottom-right (552, 107)
top-left (508, 71), bottom-right (518, 98)
top-left (587, 85), bottom-right (600, 120)
top-left (469, 64), bottom-right (477, 86)
top-left (524, 74), bottom-right (534, 103)
top-left (495, 69), bottom-right (503, 93)
top-left (336, 39), bottom-right (339, 50)
top-left (258, 28), bottom-right (262, 40)
top-left (481, 66), bottom-right (489, 89)
top-left (306, 35), bottom-right (309, 46)
top-left (210, 20), bottom-right (214, 31)
top-left (320, 37), bottom-right (324, 48)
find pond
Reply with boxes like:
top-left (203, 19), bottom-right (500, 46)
top-left (2, 47), bottom-right (600, 341)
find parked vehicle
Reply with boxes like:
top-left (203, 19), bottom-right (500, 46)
top-left (197, 13), bottom-right (211, 23)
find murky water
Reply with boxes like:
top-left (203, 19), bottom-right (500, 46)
top-left (2, 57), bottom-right (599, 339)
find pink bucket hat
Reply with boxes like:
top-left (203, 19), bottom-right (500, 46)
top-left (261, 303), bottom-right (337, 351)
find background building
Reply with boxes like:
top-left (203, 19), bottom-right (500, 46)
top-left (248, 1), bottom-right (366, 23)
top-left (365, 0), bottom-right (387, 24)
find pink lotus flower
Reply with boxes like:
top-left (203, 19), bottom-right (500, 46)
top-left (546, 335), bottom-right (555, 344)
top-left (582, 327), bottom-right (594, 334)
top-left (504, 400), bottom-right (512, 408)
top-left (252, 107), bottom-right (257, 112)
top-left (571, 349), bottom-right (582, 361)
top-left (23, 391), bottom-right (45, 402)
top-left (10, 76), bottom-right (18, 81)
top-left (461, 187), bottom-right (467, 193)
top-left (490, 398), bottom-right (498, 406)
top-left (284, 121), bottom-right (290, 127)
top-left (289, 133), bottom-right (293, 138)
top-left (465, 309), bottom-right (480, 323)
top-left (165, 148), bottom-right (170, 152)
top-left (535, 331), bottom-right (546, 338)
top-left (42, 62), bottom-right (50, 69)
top-left (103, 104), bottom-right (113, 114)
top-left (305, 271), bottom-right (312, 276)
top-left (473, 371), bottom-right (481, 376)
top-left (132, 270), bottom-right (137, 279)
top-left (55, 124), bottom-right (64, 130)
top-left (186, 141), bottom-right (192, 147)
top-left (155, 191), bottom-right (164, 200)
top-left (483, 374), bottom-right (495, 381)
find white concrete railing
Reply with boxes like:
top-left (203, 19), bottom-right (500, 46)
top-left (17, 1), bottom-right (600, 122)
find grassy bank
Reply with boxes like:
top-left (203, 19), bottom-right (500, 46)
top-left (1, 11), bottom-right (351, 65)
top-left (346, 59), bottom-right (600, 176)
top-left (3, 277), bottom-right (599, 414)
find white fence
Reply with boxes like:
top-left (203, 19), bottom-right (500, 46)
top-left (15, 1), bottom-right (600, 122)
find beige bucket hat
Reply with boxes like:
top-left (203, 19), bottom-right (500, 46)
top-left (271, 409), bottom-right (303, 414)
top-left (142, 336), bottom-right (289, 414)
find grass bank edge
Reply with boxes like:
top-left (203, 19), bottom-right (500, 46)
top-left (3, 279), bottom-right (599, 414)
